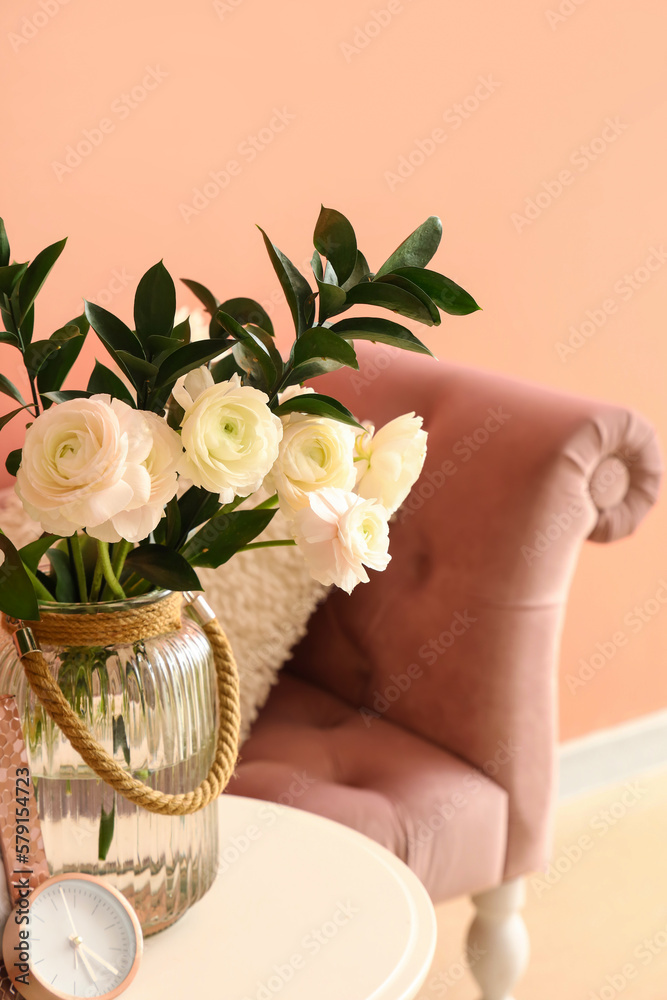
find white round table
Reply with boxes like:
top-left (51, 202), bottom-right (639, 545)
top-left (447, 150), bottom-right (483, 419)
top-left (127, 795), bottom-right (437, 1000)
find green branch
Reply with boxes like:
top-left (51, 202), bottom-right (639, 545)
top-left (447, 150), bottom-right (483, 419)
top-left (96, 540), bottom-right (125, 600)
top-left (238, 539), bottom-right (296, 552)
top-left (69, 534), bottom-right (88, 603)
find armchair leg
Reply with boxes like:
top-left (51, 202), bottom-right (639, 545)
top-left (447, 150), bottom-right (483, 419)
top-left (466, 876), bottom-right (529, 1000)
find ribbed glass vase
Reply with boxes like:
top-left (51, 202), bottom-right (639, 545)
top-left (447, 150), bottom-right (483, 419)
top-left (0, 591), bottom-right (219, 935)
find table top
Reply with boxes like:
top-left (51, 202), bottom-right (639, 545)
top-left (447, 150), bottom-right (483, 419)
top-left (127, 795), bottom-right (437, 1000)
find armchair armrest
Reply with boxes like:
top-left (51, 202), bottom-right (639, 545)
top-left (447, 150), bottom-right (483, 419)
top-left (289, 347), bottom-right (662, 878)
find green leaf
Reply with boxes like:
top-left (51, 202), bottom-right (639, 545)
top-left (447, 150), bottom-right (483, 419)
top-left (42, 390), bottom-right (91, 404)
top-left (341, 250), bottom-right (372, 292)
top-left (86, 361), bottom-right (135, 406)
top-left (153, 340), bottom-right (225, 390)
top-left (246, 325), bottom-right (284, 371)
top-left (315, 276), bottom-right (347, 323)
top-left (25, 336), bottom-right (68, 378)
top-left (257, 227), bottom-right (314, 335)
top-left (19, 534), bottom-right (61, 573)
top-left (171, 317), bottom-right (191, 343)
top-left (114, 353), bottom-right (158, 385)
top-left (123, 545), bottom-right (202, 592)
top-left (0, 219), bottom-right (9, 268)
top-left (217, 310), bottom-right (277, 388)
top-left (176, 487), bottom-right (221, 548)
top-left (134, 261), bottom-right (176, 344)
top-left (329, 317), bottom-right (434, 356)
top-left (148, 335), bottom-right (180, 358)
top-left (5, 448), bottom-right (21, 476)
top-left (292, 328), bottom-right (358, 369)
top-left (375, 216), bottom-right (442, 278)
top-left (273, 392), bottom-right (363, 429)
top-left (161, 496), bottom-right (182, 549)
top-left (283, 359), bottom-right (345, 387)
top-left (343, 280), bottom-right (438, 326)
top-left (0, 533), bottom-right (40, 620)
top-left (84, 300), bottom-right (146, 358)
top-left (98, 801), bottom-right (115, 862)
top-left (180, 278), bottom-right (219, 316)
top-left (186, 509), bottom-right (278, 568)
top-left (210, 352), bottom-right (244, 384)
top-left (219, 297), bottom-right (275, 337)
top-left (310, 251), bottom-right (323, 282)
top-left (46, 547), bottom-right (77, 603)
top-left (0, 262), bottom-right (28, 298)
top-left (375, 273), bottom-right (440, 324)
top-left (0, 318), bottom-right (20, 348)
top-left (19, 237), bottom-right (68, 325)
top-left (313, 206), bottom-right (358, 285)
top-left (21, 304), bottom-right (34, 343)
top-left (0, 404), bottom-right (31, 431)
top-left (231, 345), bottom-right (270, 390)
top-left (0, 374), bottom-right (25, 406)
top-left (113, 715), bottom-right (131, 766)
top-left (36, 317), bottom-right (88, 399)
top-left (389, 267), bottom-right (480, 315)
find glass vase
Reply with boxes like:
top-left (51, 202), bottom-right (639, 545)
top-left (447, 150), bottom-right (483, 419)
top-left (0, 591), bottom-right (219, 936)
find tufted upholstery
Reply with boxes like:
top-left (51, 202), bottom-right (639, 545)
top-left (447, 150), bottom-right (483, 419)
top-left (231, 349), bottom-right (662, 902)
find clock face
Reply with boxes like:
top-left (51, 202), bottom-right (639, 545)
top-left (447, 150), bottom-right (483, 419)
top-left (4, 874), bottom-right (142, 1000)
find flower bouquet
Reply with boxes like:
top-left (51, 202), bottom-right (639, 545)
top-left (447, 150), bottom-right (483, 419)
top-left (0, 207), bottom-right (479, 929)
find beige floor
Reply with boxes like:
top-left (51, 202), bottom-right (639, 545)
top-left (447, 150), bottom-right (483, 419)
top-left (424, 767), bottom-right (667, 999)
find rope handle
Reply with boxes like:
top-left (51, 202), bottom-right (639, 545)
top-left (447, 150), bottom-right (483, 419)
top-left (9, 594), bottom-right (240, 816)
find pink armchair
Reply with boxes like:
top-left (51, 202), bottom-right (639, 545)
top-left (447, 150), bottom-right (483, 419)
top-left (229, 349), bottom-right (662, 999)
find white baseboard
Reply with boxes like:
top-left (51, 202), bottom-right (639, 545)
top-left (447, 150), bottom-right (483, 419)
top-left (558, 708), bottom-right (667, 800)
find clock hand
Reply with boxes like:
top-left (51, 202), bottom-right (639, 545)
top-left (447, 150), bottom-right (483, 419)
top-left (59, 887), bottom-right (79, 938)
top-left (78, 944), bottom-right (119, 977)
top-left (73, 943), bottom-right (97, 984)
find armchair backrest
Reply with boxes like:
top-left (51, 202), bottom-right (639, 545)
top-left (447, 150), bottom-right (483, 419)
top-left (289, 350), bottom-right (662, 879)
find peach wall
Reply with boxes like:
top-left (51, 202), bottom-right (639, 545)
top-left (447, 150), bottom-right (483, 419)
top-left (0, 0), bottom-right (665, 740)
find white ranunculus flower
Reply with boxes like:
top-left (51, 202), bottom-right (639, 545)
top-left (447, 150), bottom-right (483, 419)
top-left (271, 415), bottom-right (356, 514)
top-left (173, 367), bottom-right (283, 503)
top-left (354, 412), bottom-right (428, 514)
top-left (290, 487), bottom-right (391, 594)
top-left (88, 411), bottom-right (183, 543)
top-left (16, 396), bottom-right (152, 537)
